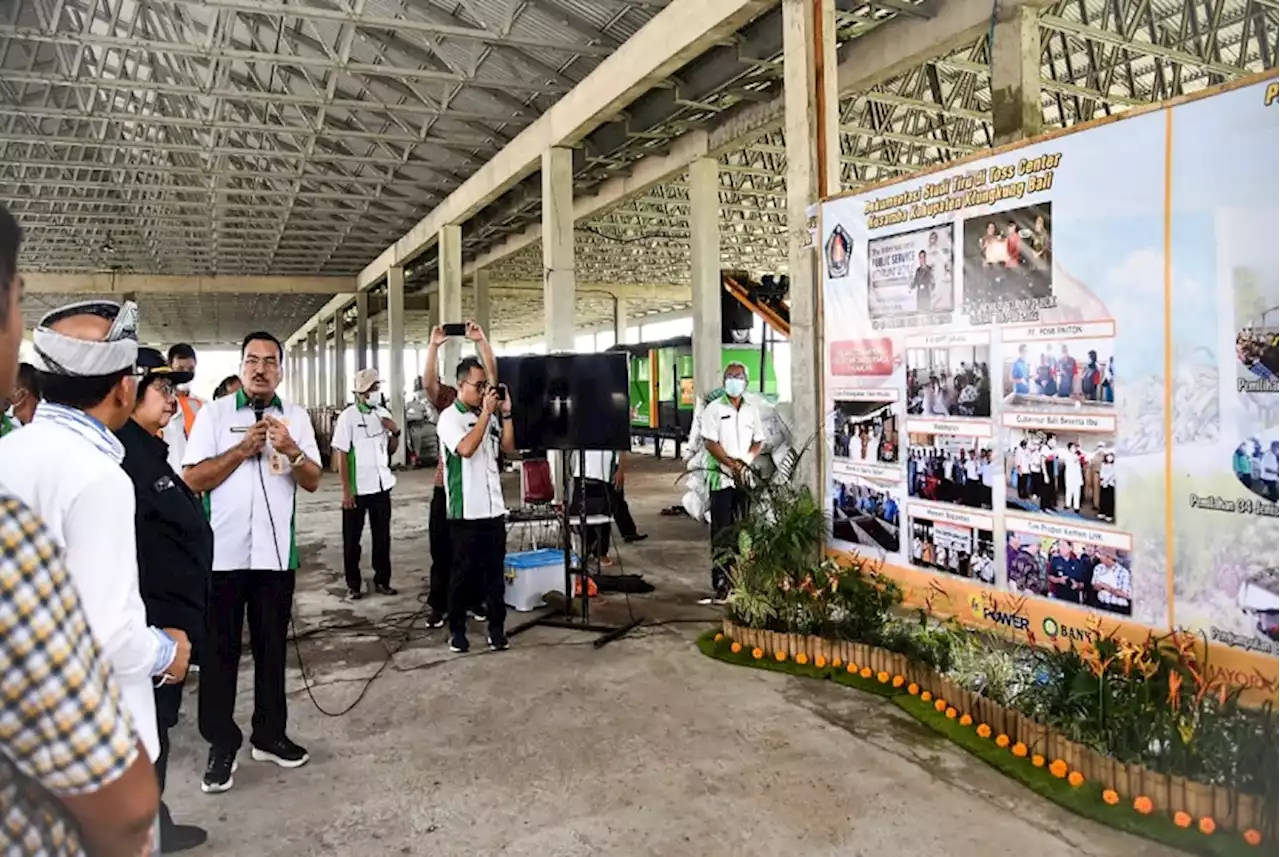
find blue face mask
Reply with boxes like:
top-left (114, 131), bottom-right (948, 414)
top-left (724, 377), bottom-right (748, 398)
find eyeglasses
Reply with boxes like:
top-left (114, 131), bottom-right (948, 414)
top-left (460, 379), bottom-right (489, 391)
top-left (242, 355), bottom-right (280, 371)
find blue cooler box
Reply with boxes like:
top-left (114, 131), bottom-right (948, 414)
top-left (504, 549), bottom-right (575, 611)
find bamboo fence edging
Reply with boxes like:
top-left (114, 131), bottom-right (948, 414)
top-left (720, 619), bottom-right (1268, 834)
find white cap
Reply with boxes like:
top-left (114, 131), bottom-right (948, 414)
top-left (353, 368), bottom-right (380, 394)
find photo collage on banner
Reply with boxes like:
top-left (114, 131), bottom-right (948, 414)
top-left (824, 95), bottom-right (1172, 636)
top-left (823, 75), bottom-right (1279, 679)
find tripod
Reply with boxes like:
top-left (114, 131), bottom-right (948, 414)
top-left (507, 448), bottom-right (642, 648)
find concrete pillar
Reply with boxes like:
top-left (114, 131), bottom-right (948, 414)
top-left (438, 224), bottom-right (463, 374)
top-left (783, 0), bottom-right (838, 498)
top-left (306, 329), bottom-right (319, 408)
top-left (473, 269), bottom-right (491, 335)
top-left (991, 5), bottom-right (1042, 146)
top-left (355, 291), bottom-right (370, 370)
top-left (370, 320), bottom-right (380, 372)
top-left (387, 266), bottom-right (407, 467)
top-left (613, 297), bottom-right (628, 345)
top-left (332, 309), bottom-right (347, 406)
top-left (688, 156), bottom-right (722, 397)
top-left (542, 146), bottom-right (576, 353)
top-left (316, 320), bottom-right (331, 407)
top-left (427, 293), bottom-right (440, 331)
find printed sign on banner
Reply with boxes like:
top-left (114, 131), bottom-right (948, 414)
top-left (819, 75), bottom-right (1280, 693)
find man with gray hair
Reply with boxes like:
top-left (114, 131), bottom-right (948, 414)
top-left (698, 361), bottom-right (764, 604)
top-left (0, 300), bottom-right (193, 798)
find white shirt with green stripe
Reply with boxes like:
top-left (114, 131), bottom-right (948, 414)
top-left (183, 388), bottom-right (321, 570)
top-left (331, 400), bottom-right (397, 496)
top-left (435, 400), bottom-right (506, 520)
top-left (701, 394), bottom-right (764, 491)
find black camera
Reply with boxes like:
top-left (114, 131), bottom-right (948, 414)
top-left (496, 383), bottom-right (507, 402)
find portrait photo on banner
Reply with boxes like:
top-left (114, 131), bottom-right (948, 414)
top-left (1005, 428), bottom-right (1118, 524)
top-left (961, 203), bottom-right (1054, 311)
top-left (1005, 530), bottom-right (1134, 618)
top-left (830, 477), bottom-right (901, 554)
top-left (866, 224), bottom-right (954, 319)
top-left (907, 515), bottom-right (996, 584)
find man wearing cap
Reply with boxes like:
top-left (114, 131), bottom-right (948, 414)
top-left (161, 343), bottom-right (205, 475)
top-left (331, 368), bottom-right (400, 600)
top-left (0, 300), bottom-right (193, 824)
top-left (116, 347), bottom-right (214, 853)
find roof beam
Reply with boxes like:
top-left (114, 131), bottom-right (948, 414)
top-left (23, 272), bottom-right (354, 295)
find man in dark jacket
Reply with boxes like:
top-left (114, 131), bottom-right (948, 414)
top-left (117, 347), bottom-right (215, 853)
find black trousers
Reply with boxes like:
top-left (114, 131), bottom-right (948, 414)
top-left (448, 516), bottom-right (507, 637)
top-left (342, 489), bottom-right (392, 591)
top-left (429, 487), bottom-right (483, 615)
top-left (709, 487), bottom-right (747, 594)
top-left (609, 483), bottom-right (639, 539)
top-left (155, 681), bottom-right (183, 833)
top-left (199, 570), bottom-right (295, 753)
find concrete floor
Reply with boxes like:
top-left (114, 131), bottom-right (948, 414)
top-left (163, 455), bottom-right (1181, 857)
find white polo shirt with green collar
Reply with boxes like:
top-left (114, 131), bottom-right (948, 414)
top-left (435, 400), bottom-right (506, 521)
top-left (182, 388), bottom-right (321, 571)
top-left (331, 400), bottom-right (397, 497)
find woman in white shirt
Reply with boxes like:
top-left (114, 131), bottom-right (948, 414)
top-left (1098, 453), bottom-right (1117, 521)
top-left (1063, 442), bottom-right (1084, 511)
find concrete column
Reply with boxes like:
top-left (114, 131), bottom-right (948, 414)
top-left (306, 330), bottom-right (319, 408)
top-left (991, 5), bottom-right (1043, 146)
top-left (387, 266), bottom-right (407, 467)
top-left (613, 296), bottom-right (628, 345)
top-left (355, 291), bottom-right (369, 370)
top-left (542, 146), bottom-right (576, 353)
top-left (317, 320), bottom-right (331, 407)
top-left (783, 0), bottom-right (838, 498)
top-left (332, 309), bottom-right (347, 406)
top-left (427, 293), bottom-right (440, 331)
top-left (688, 156), bottom-right (722, 397)
top-left (370, 320), bottom-right (380, 372)
top-left (438, 224), bottom-right (463, 374)
top-left (473, 269), bottom-right (491, 335)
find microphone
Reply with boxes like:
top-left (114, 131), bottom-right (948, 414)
top-left (252, 397), bottom-right (267, 458)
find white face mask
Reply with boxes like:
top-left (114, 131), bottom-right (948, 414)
top-left (724, 377), bottom-right (748, 398)
top-left (176, 383), bottom-right (192, 396)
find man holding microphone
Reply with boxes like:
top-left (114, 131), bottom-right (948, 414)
top-left (183, 331), bottom-right (321, 795)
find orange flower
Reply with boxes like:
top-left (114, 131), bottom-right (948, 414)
top-left (795, 653), bottom-right (808, 665)
top-left (1031, 754), bottom-right (1045, 768)
top-left (959, 714), bottom-right (973, 727)
top-left (1067, 771), bottom-right (1084, 787)
top-left (860, 667), bottom-right (873, 679)
top-left (1243, 828), bottom-right (1263, 846)
top-left (1198, 817), bottom-right (1216, 836)
top-left (751, 647), bottom-right (764, 659)
top-left (921, 691), bottom-right (933, 702)
top-left (831, 657), bottom-right (843, 668)
top-left (775, 650), bottom-right (786, 662)
top-left (846, 662), bottom-right (857, 674)
top-left (877, 671), bottom-right (890, 684)
top-left (1133, 796), bottom-right (1153, 815)
top-left (907, 683), bottom-right (920, 695)
top-left (945, 707), bottom-right (957, 720)
top-left (1049, 759), bottom-right (1068, 779)
top-left (1011, 742), bottom-right (1027, 758)
top-left (995, 734), bottom-right (1010, 749)
top-left (814, 655), bottom-right (827, 668)
top-left (976, 723), bottom-right (992, 739)
top-left (730, 642), bottom-right (742, 654)
top-left (892, 675), bottom-right (905, 688)
top-left (714, 633), bottom-right (724, 642)
top-left (1167, 670), bottom-right (1183, 711)
top-left (1173, 811), bottom-right (1192, 828)
top-left (1102, 789), bottom-right (1120, 806)
top-left (934, 699), bottom-right (947, 712)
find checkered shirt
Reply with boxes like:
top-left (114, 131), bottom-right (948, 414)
top-left (1, 492), bottom-right (140, 856)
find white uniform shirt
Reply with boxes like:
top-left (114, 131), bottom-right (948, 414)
top-left (965, 458), bottom-right (979, 481)
top-left (0, 405), bottom-right (163, 760)
top-left (1093, 560), bottom-right (1131, 609)
top-left (162, 393), bottom-right (206, 474)
top-left (701, 395), bottom-right (765, 490)
top-left (436, 401), bottom-right (506, 521)
top-left (331, 401), bottom-right (397, 496)
top-left (1263, 450), bottom-right (1279, 481)
top-left (183, 389), bottom-right (321, 571)
top-left (572, 450), bottom-right (619, 483)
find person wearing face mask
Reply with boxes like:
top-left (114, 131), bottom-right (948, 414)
top-left (699, 363), bottom-right (764, 604)
top-left (1098, 452), bottom-right (1116, 522)
top-left (0, 360), bottom-right (39, 434)
top-left (331, 368), bottom-right (401, 600)
top-left (161, 343), bottom-right (205, 475)
top-left (1063, 441), bottom-right (1084, 512)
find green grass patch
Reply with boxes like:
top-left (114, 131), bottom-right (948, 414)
top-left (697, 630), bottom-right (1266, 857)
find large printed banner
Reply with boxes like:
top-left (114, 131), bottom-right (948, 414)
top-left (821, 75), bottom-right (1280, 697)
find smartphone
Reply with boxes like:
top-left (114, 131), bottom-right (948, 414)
top-left (496, 384), bottom-right (508, 402)
top-left (442, 322), bottom-right (467, 337)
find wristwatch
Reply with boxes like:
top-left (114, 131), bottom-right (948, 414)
top-left (289, 451), bottom-right (307, 468)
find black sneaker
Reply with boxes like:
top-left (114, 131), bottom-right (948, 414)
top-left (487, 634), bottom-right (509, 652)
top-left (623, 533), bottom-right (649, 543)
top-left (201, 749), bottom-right (237, 794)
top-left (161, 823), bottom-right (208, 853)
top-left (347, 588), bottom-right (363, 601)
top-left (373, 583), bottom-right (398, 596)
top-left (250, 737), bottom-right (310, 769)
top-left (424, 608), bottom-right (445, 629)
top-left (448, 633), bottom-right (470, 653)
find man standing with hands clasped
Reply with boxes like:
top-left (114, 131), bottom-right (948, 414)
top-left (436, 356), bottom-right (515, 654)
top-left (700, 362), bottom-right (764, 605)
top-left (182, 331), bottom-right (321, 795)
top-left (332, 368), bottom-right (400, 601)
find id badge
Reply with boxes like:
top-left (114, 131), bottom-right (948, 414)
top-left (269, 451), bottom-right (289, 475)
